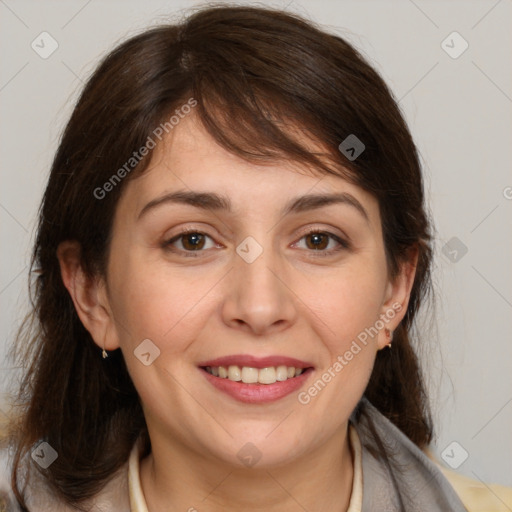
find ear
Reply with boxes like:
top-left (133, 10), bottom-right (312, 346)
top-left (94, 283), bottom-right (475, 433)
top-left (377, 245), bottom-right (419, 349)
top-left (56, 240), bottom-right (120, 353)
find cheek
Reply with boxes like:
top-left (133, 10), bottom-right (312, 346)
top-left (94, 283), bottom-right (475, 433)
top-left (303, 262), bottom-right (387, 347)
top-left (108, 251), bottom-right (217, 355)
top-left (295, 261), bottom-right (386, 405)
top-left (107, 256), bottom-right (215, 426)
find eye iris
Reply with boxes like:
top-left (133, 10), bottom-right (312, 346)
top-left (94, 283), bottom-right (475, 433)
top-left (306, 233), bottom-right (328, 250)
top-left (182, 233), bottom-right (205, 250)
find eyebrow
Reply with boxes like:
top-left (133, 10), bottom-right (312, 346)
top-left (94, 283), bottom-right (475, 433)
top-left (137, 190), bottom-right (369, 222)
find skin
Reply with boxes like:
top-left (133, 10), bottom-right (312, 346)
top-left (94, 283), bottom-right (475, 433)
top-left (58, 112), bottom-right (417, 512)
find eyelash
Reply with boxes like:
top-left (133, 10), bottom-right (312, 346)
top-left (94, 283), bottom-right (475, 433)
top-left (163, 227), bottom-right (350, 258)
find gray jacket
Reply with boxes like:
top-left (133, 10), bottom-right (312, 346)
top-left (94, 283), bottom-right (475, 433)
top-left (0, 396), bottom-right (468, 511)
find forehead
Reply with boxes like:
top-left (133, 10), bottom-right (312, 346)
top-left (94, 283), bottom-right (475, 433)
top-left (121, 112), bottom-right (380, 223)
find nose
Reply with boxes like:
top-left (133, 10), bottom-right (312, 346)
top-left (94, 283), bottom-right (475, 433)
top-left (221, 236), bottom-right (298, 336)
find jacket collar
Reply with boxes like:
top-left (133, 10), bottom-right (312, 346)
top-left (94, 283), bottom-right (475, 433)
top-left (351, 396), bottom-right (467, 511)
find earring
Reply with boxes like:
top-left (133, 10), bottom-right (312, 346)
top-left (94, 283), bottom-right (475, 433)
top-left (385, 328), bottom-right (393, 349)
top-left (102, 336), bottom-right (108, 359)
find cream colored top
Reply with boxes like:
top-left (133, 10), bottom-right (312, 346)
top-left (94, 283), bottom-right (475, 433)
top-left (128, 424), bottom-right (364, 512)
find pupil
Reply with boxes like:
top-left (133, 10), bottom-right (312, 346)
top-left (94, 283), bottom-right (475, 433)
top-left (185, 233), bottom-right (203, 250)
top-left (309, 233), bottom-right (326, 250)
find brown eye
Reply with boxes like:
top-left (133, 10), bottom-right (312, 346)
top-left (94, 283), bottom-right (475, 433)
top-left (180, 232), bottom-right (206, 251)
top-left (164, 230), bottom-right (217, 257)
top-left (305, 232), bottom-right (330, 250)
top-left (294, 229), bottom-right (350, 256)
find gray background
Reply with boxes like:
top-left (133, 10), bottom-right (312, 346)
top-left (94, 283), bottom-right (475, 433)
top-left (1, 0), bottom-right (511, 490)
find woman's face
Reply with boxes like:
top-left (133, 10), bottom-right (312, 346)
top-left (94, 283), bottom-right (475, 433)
top-left (90, 113), bottom-right (413, 468)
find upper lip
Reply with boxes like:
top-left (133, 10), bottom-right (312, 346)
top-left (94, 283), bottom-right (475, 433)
top-left (197, 354), bottom-right (314, 369)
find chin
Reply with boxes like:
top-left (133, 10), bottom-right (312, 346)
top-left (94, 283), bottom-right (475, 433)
top-left (209, 430), bottom-right (309, 470)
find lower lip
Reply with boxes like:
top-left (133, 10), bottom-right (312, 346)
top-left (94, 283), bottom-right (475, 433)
top-left (200, 367), bottom-right (314, 404)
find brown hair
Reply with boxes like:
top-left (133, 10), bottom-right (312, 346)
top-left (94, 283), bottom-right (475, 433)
top-left (8, 4), bottom-right (434, 510)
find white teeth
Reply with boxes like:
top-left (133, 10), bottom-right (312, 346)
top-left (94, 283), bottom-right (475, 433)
top-left (204, 365), bottom-right (308, 384)
top-left (276, 365), bottom-right (288, 381)
top-left (241, 366), bottom-right (258, 383)
top-left (258, 367), bottom-right (276, 384)
top-left (228, 365), bottom-right (242, 381)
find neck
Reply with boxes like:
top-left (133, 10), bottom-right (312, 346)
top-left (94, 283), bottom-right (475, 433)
top-left (139, 423), bottom-right (354, 512)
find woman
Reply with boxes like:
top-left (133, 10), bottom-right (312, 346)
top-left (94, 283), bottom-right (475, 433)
top-left (1, 4), bottom-right (510, 511)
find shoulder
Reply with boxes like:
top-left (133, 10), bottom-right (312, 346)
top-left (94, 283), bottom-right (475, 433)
top-left (351, 397), bottom-right (512, 511)
top-left (0, 434), bottom-right (132, 512)
top-left (352, 398), bottom-right (468, 510)
top-left (425, 449), bottom-right (512, 512)
top-left (0, 437), bottom-right (20, 512)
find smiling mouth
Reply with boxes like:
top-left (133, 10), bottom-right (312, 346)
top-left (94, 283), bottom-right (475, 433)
top-left (200, 365), bottom-right (313, 385)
